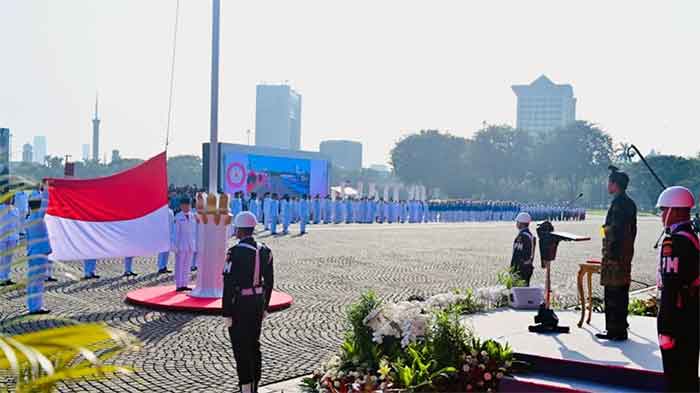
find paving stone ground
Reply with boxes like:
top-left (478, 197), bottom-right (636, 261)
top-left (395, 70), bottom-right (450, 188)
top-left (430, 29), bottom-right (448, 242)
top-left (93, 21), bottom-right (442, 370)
top-left (0, 216), bottom-right (662, 392)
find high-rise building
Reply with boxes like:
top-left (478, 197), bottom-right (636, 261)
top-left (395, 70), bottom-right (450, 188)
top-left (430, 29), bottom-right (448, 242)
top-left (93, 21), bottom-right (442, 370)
top-left (92, 95), bottom-right (101, 161)
top-left (33, 136), bottom-right (47, 165)
top-left (22, 143), bottom-right (33, 163)
top-left (82, 144), bottom-right (90, 161)
top-left (512, 75), bottom-right (576, 133)
top-left (255, 84), bottom-right (302, 150)
top-left (319, 140), bottom-right (362, 171)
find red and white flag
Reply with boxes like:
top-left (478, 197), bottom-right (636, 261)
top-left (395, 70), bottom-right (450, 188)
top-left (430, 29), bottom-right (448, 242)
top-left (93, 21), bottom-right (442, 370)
top-left (45, 152), bottom-right (170, 261)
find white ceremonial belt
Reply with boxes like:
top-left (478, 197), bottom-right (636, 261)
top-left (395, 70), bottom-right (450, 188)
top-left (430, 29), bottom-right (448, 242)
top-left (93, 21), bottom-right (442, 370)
top-left (240, 287), bottom-right (264, 296)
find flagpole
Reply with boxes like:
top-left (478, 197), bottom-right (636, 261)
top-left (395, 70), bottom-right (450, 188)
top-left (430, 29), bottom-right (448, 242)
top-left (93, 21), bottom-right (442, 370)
top-left (208, 0), bottom-right (220, 194)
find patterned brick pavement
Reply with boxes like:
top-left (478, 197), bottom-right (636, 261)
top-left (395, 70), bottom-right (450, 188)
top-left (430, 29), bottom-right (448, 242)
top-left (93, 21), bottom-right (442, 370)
top-left (0, 217), bottom-right (661, 392)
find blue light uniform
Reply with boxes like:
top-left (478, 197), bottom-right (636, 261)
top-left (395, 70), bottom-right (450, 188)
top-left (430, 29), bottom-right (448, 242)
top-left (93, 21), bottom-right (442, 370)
top-left (14, 192), bottom-right (28, 235)
top-left (0, 204), bottom-right (20, 283)
top-left (25, 205), bottom-right (51, 313)
top-left (124, 256), bottom-right (135, 275)
top-left (323, 197), bottom-right (332, 224)
top-left (281, 198), bottom-right (290, 234)
top-left (334, 198), bottom-right (343, 224)
top-left (269, 197), bottom-right (279, 235)
top-left (263, 196), bottom-right (272, 230)
top-left (312, 197), bottom-right (321, 224)
top-left (83, 259), bottom-right (97, 278)
top-left (299, 198), bottom-right (309, 234)
top-left (345, 198), bottom-right (353, 224)
top-left (231, 195), bottom-right (243, 218)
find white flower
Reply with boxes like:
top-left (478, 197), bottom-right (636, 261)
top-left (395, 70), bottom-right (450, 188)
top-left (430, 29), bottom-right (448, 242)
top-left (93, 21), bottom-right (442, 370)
top-left (462, 364), bottom-right (470, 372)
top-left (334, 381), bottom-right (340, 388)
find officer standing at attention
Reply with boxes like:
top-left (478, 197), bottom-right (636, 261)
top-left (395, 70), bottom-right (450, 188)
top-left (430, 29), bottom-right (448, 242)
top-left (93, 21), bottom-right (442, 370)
top-left (231, 191), bottom-right (243, 218)
top-left (598, 167), bottom-right (637, 341)
top-left (655, 186), bottom-right (699, 392)
top-left (269, 193), bottom-right (279, 235)
top-left (25, 197), bottom-right (51, 314)
top-left (0, 199), bottom-right (20, 286)
top-left (263, 192), bottom-right (272, 231)
top-left (280, 194), bottom-right (290, 235)
top-left (299, 195), bottom-right (310, 235)
top-left (312, 195), bottom-right (321, 224)
top-left (510, 212), bottom-right (536, 286)
top-left (323, 195), bottom-right (332, 224)
top-left (222, 211), bottom-right (274, 393)
top-left (173, 198), bottom-right (197, 291)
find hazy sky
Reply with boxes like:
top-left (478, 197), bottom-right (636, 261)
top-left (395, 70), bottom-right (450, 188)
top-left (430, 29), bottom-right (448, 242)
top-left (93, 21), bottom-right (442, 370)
top-left (1, 1), bottom-right (699, 166)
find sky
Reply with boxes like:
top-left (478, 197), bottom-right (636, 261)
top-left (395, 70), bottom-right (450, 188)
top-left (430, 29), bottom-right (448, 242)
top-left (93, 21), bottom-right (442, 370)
top-left (1, 0), bottom-right (699, 166)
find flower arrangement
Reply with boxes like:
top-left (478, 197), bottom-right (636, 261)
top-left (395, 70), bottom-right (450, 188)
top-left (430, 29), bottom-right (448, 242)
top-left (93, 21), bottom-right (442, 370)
top-left (628, 296), bottom-right (658, 317)
top-left (301, 290), bottom-right (515, 393)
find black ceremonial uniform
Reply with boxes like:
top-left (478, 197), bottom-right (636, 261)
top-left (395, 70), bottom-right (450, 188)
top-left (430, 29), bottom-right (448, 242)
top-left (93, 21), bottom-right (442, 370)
top-left (657, 221), bottom-right (699, 392)
top-left (511, 228), bottom-right (536, 286)
top-left (601, 192), bottom-right (637, 337)
top-left (222, 237), bottom-right (274, 391)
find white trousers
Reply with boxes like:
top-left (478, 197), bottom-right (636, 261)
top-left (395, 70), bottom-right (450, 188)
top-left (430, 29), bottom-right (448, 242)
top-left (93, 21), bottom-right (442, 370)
top-left (175, 251), bottom-right (193, 288)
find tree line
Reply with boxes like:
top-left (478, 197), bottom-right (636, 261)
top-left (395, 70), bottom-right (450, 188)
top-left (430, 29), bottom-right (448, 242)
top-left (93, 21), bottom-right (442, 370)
top-left (389, 121), bottom-right (699, 210)
top-left (11, 154), bottom-right (202, 188)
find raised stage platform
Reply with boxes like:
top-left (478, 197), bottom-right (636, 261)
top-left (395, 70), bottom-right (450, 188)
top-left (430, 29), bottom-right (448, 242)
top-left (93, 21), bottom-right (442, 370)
top-left (126, 285), bottom-right (293, 314)
top-left (463, 309), bottom-right (698, 392)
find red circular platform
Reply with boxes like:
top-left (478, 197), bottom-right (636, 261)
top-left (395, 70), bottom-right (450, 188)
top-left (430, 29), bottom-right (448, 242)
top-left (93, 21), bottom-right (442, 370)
top-left (126, 285), bottom-right (293, 314)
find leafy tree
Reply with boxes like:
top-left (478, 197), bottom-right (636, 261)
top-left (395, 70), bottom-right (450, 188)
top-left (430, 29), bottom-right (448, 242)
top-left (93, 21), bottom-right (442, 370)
top-left (625, 154), bottom-right (700, 209)
top-left (537, 121), bottom-right (613, 199)
top-left (167, 155), bottom-right (202, 187)
top-left (390, 130), bottom-right (469, 196)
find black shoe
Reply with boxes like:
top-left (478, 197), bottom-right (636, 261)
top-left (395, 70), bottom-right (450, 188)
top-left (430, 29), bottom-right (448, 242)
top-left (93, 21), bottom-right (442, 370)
top-left (175, 286), bottom-right (191, 292)
top-left (190, 266), bottom-right (198, 272)
top-left (45, 277), bottom-right (58, 282)
top-left (28, 308), bottom-right (51, 315)
top-left (123, 272), bottom-right (138, 277)
top-left (82, 275), bottom-right (100, 280)
top-left (157, 268), bottom-right (172, 274)
top-left (596, 332), bottom-right (628, 341)
top-left (0, 280), bottom-right (16, 286)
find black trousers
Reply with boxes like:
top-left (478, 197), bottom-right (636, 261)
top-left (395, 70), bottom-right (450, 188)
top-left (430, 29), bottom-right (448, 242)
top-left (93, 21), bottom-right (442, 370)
top-left (228, 296), bottom-right (265, 387)
top-left (660, 306), bottom-right (699, 392)
top-left (519, 265), bottom-right (533, 287)
top-left (604, 285), bottom-right (629, 336)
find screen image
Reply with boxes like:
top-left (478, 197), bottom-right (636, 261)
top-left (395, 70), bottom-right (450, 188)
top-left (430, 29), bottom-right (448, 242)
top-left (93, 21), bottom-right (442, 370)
top-left (221, 148), bottom-right (328, 197)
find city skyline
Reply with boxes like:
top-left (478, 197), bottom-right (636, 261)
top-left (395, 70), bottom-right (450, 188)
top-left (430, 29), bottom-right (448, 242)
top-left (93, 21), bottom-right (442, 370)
top-left (1, 1), bottom-right (699, 166)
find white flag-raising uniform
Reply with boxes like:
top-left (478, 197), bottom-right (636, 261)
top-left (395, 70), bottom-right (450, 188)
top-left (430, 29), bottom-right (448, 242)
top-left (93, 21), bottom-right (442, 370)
top-left (44, 152), bottom-right (170, 260)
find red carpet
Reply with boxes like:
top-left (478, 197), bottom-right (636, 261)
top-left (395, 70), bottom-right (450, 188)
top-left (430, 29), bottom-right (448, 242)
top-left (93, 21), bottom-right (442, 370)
top-left (126, 285), bottom-right (293, 313)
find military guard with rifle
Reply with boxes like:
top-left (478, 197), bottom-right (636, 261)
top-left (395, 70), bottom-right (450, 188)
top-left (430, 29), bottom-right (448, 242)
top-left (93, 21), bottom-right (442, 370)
top-left (222, 211), bottom-right (275, 393)
top-left (655, 186), bottom-right (699, 392)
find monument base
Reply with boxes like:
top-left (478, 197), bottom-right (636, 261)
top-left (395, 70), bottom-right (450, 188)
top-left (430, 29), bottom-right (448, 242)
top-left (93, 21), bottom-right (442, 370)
top-left (126, 285), bottom-right (293, 314)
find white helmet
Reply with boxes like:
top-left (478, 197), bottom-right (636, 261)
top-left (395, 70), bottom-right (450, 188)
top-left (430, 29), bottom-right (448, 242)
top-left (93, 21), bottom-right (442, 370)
top-left (234, 211), bottom-right (258, 228)
top-left (656, 186), bottom-right (695, 209)
top-left (515, 212), bottom-right (532, 224)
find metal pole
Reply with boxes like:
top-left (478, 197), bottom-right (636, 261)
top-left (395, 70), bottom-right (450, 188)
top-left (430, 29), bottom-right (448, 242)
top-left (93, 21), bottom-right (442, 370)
top-left (208, 0), bottom-right (221, 194)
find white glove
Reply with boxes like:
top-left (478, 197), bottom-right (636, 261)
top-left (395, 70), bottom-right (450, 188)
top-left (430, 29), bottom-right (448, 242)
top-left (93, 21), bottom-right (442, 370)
top-left (224, 317), bottom-right (233, 328)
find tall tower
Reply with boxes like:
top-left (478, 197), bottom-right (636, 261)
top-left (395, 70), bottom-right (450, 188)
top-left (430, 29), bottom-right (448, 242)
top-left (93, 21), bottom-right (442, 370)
top-left (92, 94), bottom-right (100, 161)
